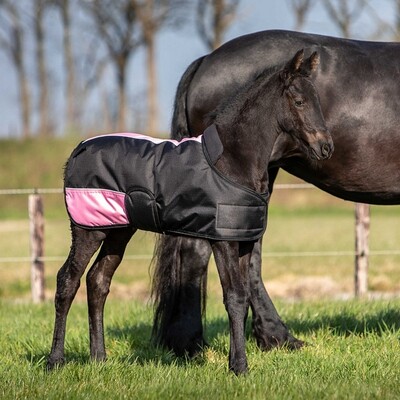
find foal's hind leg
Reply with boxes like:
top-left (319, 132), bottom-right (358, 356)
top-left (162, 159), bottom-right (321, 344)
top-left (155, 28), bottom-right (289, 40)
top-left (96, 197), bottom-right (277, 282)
top-left (47, 226), bottom-right (106, 369)
top-left (86, 227), bottom-right (135, 361)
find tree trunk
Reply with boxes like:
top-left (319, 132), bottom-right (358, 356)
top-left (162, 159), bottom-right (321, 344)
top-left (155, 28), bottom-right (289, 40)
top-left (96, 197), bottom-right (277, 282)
top-left (17, 61), bottom-right (31, 139)
top-left (146, 34), bottom-right (159, 134)
top-left (35, 0), bottom-right (50, 136)
top-left (61, 0), bottom-right (77, 132)
top-left (117, 62), bottom-right (127, 131)
top-left (8, 2), bottom-right (31, 138)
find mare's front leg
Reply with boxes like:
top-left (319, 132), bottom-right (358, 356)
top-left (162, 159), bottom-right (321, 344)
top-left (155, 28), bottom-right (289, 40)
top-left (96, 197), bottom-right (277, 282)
top-left (249, 239), bottom-right (304, 350)
top-left (86, 227), bottom-right (135, 361)
top-left (211, 240), bottom-right (253, 375)
top-left (47, 226), bottom-right (106, 369)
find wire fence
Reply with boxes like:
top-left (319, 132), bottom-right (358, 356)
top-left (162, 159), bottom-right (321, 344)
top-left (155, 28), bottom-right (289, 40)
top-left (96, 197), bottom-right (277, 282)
top-left (1, 186), bottom-right (399, 301)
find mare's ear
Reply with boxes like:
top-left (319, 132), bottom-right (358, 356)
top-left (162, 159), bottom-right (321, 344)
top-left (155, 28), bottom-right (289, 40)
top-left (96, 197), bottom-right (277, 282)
top-left (301, 51), bottom-right (320, 76)
top-left (280, 49), bottom-right (304, 86)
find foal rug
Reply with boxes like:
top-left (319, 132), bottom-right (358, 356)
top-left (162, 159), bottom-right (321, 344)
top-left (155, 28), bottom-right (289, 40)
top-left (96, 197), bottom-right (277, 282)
top-left (64, 125), bottom-right (269, 241)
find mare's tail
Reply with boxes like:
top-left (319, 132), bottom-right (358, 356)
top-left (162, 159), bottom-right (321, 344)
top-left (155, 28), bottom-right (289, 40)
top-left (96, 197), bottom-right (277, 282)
top-left (151, 56), bottom-right (209, 356)
top-left (151, 235), bottom-right (209, 356)
top-left (170, 56), bottom-right (206, 139)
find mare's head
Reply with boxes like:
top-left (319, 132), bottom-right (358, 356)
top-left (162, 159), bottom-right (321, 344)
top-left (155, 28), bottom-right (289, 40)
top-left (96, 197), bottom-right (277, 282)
top-left (275, 49), bottom-right (333, 160)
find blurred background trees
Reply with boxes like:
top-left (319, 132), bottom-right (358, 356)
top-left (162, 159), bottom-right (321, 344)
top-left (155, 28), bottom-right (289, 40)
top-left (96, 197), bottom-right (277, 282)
top-left (0, 0), bottom-right (399, 138)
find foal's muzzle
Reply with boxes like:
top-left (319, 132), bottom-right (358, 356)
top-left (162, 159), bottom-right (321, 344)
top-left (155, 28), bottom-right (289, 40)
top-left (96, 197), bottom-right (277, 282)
top-left (310, 131), bottom-right (334, 160)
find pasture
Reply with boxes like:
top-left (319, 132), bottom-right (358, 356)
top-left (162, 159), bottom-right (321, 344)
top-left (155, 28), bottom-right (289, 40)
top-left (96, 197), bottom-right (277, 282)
top-left (1, 205), bottom-right (400, 398)
top-left (1, 138), bottom-right (400, 398)
top-left (1, 296), bottom-right (400, 399)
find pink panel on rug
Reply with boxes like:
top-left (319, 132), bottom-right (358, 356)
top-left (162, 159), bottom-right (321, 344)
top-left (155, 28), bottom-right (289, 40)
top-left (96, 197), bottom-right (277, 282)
top-left (65, 188), bottom-right (129, 227)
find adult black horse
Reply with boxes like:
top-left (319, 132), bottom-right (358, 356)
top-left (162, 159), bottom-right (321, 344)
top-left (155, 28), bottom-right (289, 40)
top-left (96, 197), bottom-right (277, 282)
top-left (152, 30), bottom-right (400, 356)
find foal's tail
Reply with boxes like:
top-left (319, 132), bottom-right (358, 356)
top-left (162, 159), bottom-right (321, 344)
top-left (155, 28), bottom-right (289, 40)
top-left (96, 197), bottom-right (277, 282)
top-left (151, 234), bottom-right (208, 354)
top-left (171, 56), bottom-right (206, 139)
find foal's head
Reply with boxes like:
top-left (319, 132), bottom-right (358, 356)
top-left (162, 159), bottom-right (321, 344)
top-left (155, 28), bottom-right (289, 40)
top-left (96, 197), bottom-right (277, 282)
top-left (276, 49), bottom-right (333, 160)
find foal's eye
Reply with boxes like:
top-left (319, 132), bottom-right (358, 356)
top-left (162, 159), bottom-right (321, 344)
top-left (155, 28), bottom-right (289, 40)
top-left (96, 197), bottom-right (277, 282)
top-left (294, 99), bottom-right (304, 107)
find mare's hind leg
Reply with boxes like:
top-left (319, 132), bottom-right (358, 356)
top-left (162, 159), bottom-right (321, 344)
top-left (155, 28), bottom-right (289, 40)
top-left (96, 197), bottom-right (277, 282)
top-left (47, 226), bottom-right (106, 369)
top-left (249, 239), bottom-right (304, 350)
top-left (86, 227), bottom-right (135, 361)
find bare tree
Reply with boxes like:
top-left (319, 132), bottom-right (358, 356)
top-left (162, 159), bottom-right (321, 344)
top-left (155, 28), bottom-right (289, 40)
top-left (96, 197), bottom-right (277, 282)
top-left (133, 0), bottom-right (166, 134)
top-left (82, 0), bottom-right (143, 131)
top-left (323, 0), bottom-right (366, 38)
top-left (56, 0), bottom-right (77, 132)
top-left (34, 0), bottom-right (51, 136)
top-left (132, 0), bottom-right (186, 134)
top-left (287, 0), bottom-right (315, 31)
top-left (196, 0), bottom-right (241, 51)
top-left (391, 0), bottom-right (400, 40)
top-left (0, 1), bottom-right (31, 138)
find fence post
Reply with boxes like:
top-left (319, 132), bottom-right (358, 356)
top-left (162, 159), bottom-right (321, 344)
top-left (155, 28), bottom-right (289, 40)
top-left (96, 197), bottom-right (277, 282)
top-left (354, 203), bottom-right (370, 297)
top-left (29, 193), bottom-right (45, 303)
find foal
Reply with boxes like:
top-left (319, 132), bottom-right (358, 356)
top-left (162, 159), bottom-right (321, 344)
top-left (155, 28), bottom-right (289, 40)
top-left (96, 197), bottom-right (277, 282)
top-left (47, 49), bottom-right (333, 374)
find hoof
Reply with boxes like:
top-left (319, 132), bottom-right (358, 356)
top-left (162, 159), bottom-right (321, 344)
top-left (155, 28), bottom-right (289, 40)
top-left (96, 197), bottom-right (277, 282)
top-left (256, 334), bottom-right (304, 352)
top-left (229, 361), bottom-right (248, 375)
top-left (287, 337), bottom-right (305, 350)
top-left (46, 357), bottom-right (64, 371)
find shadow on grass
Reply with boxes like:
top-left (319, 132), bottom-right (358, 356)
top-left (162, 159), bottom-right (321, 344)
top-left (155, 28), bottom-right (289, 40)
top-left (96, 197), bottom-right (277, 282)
top-left (106, 321), bottom-right (216, 367)
top-left (285, 305), bottom-right (400, 337)
top-left (27, 302), bottom-right (400, 370)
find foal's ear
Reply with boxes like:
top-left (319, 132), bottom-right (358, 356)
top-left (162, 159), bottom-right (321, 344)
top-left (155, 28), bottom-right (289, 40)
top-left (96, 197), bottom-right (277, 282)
top-left (301, 51), bottom-right (320, 75)
top-left (280, 49), bottom-right (305, 86)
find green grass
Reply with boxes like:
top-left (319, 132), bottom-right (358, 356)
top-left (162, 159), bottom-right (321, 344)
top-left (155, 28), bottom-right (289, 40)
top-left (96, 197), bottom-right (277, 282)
top-left (1, 298), bottom-right (400, 399)
top-left (2, 137), bottom-right (400, 397)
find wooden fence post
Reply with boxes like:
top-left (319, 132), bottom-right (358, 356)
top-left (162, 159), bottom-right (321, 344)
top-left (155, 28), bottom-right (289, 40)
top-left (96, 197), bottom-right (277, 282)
top-left (354, 203), bottom-right (370, 297)
top-left (29, 193), bottom-right (45, 303)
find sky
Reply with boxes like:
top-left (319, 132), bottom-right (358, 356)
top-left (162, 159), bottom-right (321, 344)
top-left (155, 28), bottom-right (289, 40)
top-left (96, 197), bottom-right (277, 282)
top-left (0, 0), bottom-right (396, 137)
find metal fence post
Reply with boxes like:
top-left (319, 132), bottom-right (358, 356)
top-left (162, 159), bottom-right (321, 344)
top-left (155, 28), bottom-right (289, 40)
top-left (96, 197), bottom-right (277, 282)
top-left (29, 193), bottom-right (45, 303)
top-left (355, 203), bottom-right (370, 297)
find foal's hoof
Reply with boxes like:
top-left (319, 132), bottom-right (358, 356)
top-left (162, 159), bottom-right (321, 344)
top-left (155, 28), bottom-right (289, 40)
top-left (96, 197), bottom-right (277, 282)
top-left (230, 361), bottom-right (248, 375)
top-left (46, 357), bottom-right (65, 371)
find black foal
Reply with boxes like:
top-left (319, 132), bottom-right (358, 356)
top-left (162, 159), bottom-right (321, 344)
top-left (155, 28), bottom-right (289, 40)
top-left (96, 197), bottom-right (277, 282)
top-left (48, 49), bottom-right (332, 374)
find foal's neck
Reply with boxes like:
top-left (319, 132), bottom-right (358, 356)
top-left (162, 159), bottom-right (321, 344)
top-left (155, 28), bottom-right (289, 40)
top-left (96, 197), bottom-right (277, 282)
top-left (214, 86), bottom-right (281, 193)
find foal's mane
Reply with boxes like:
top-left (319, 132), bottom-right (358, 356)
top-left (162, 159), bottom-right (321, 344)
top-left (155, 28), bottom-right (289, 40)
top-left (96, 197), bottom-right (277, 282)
top-left (205, 51), bottom-right (318, 130)
top-left (204, 64), bottom-right (282, 128)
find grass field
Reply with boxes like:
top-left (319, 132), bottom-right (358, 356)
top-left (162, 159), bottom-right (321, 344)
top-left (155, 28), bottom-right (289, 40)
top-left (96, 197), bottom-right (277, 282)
top-left (1, 206), bottom-right (400, 398)
top-left (2, 138), bottom-right (400, 398)
top-left (1, 298), bottom-right (400, 399)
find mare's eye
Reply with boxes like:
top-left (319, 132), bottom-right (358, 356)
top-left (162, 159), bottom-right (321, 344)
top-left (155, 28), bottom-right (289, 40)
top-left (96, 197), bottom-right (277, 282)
top-left (294, 99), bottom-right (304, 107)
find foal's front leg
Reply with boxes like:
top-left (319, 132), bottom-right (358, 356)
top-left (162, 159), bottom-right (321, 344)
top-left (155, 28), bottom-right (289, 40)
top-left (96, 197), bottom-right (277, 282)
top-left (211, 241), bottom-right (253, 375)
